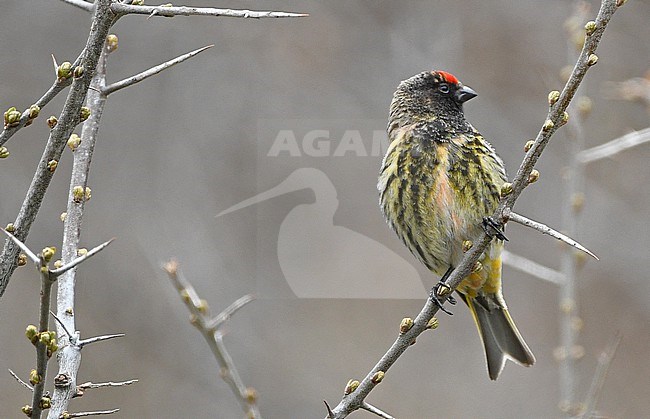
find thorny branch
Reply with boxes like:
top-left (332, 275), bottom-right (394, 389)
top-left (163, 260), bottom-right (260, 419)
top-left (2, 231), bottom-right (114, 419)
top-left (0, 0), bottom-right (116, 298)
top-left (110, 3), bottom-right (307, 19)
top-left (326, 1), bottom-right (623, 417)
top-left (0, 72), bottom-right (78, 148)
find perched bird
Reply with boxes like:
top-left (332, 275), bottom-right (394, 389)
top-left (378, 70), bottom-right (535, 380)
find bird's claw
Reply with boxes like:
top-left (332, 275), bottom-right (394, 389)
top-left (430, 282), bottom-right (455, 315)
top-left (482, 217), bottom-right (508, 241)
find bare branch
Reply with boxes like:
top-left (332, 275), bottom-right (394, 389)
top-left (8, 369), bottom-right (33, 391)
top-left (50, 238), bottom-right (115, 277)
top-left (163, 260), bottom-right (260, 418)
top-left (502, 250), bottom-right (566, 285)
top-left (577, 127), bottom-right (650, 164)
top-left (78, 333), bottom-right (125, 347)
top-left (59, 0), bottom-right (94, 12)
top-left (505, 210), bottom-right (598, 260)
top-left (111, 3), bottom-right (308, 19)
top-left (361, 402), bottom-right (395, 419)
top-left (102, 45), bottom-right (213, 95)
top-left (580, 333), bottom-right (622, 418)
top-left (327, 1), bottom-right (621, 416)
top-left (66, 409), bottom-right (120, 418)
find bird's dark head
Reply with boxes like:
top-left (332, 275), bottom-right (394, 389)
top-left (389, 70), bottom-right (477, 128)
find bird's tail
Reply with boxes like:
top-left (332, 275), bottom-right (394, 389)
top-left (459, 293), bottom-right (536, 380)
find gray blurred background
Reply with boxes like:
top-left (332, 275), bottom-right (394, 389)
top-left (1, 1), bottom-right (649, 418)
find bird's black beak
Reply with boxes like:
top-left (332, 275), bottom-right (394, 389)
top-left (455, 85), bottom-right (477, 103)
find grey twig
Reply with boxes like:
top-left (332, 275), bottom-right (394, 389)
top-left (77, 333), bottom-right (125, 347)
top-left (102, 44), bottom-right (213, 95)
top-left (326, 1), bottom-right (621, 417)
top-left (50, 238), bottom-right (115, 277)
top-left (59, 0), bottom-right (94, 12)
top-left (8, 368), bottom-right (34, 391)
top-left (501, 250), bottom-right (566, 286)
top-left (505, 210), bottom-right (598, 260)
top-left (163, 260), bottom-right (260, 419)
top-left (580, 333), bottom-right (622, 418)
top-left (577, 127), bottom-right (650, 164)
top-left (361, 402), bottom-right (395, 419)
top-left (111, 3), bottom-right (308, 19)
top-left (65, 409), bottom-right (120, 418)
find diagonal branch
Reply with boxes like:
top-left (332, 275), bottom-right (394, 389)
top-left (102, 45), bottom-right (213, 96)
top-left (111, 3), bottom-right (308, 19)
top-left (502, 250), bottom-right (566, 286)
top-left (163, 260), bottom-right (260, 418)
top-left (577, 127), bottom-right (650, 164)
top-left (0, 50), bottom-right (87, 149)
top-left (326, 1), bottom-right (622, 417)
top-left (505, 210), bottom-right (598, 260)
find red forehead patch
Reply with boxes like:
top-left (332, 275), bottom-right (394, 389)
top-left (437, 71), bottom-right (459, 85)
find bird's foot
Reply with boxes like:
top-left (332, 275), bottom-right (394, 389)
top-left (482, 217), bottom-right (508, 241)
top-left (429, 282), bottom-right (456, 316)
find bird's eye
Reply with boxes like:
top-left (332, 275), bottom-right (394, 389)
top-left (438, 83), bottom-right (450, 94)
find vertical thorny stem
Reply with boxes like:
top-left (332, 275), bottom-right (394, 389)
top-left (49, 45), bottom-right (110, 419)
